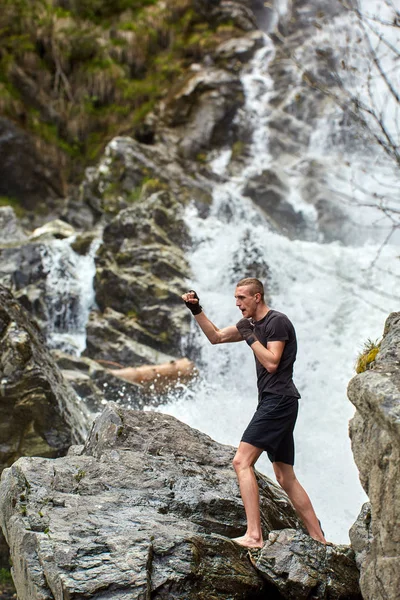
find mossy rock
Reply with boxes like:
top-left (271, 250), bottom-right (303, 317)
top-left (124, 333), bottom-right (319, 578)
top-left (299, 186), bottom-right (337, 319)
top-left (356, 340), bottom-right (380, 374)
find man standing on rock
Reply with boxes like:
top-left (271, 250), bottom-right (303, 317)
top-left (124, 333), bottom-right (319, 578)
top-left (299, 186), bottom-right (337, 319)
top-left (182, 278), bottom-right (326, 548)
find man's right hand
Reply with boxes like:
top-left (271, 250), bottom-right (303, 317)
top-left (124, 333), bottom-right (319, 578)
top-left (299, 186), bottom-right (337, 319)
top-left (182, 290), bottom-right (203, 315)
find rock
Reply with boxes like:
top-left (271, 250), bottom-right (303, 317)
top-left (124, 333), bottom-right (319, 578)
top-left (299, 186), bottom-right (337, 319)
top-left (52, 350), bottom-right (144, 414)
top-left (0, 206), bottom-right (27, 245)
top-left (255, 529), bottom-right (361, 599)
top-left (92, 190), bottom-right (191, 357)
top-left (70, 232), bottom-right (98, 255)
top-left (349, 502), bottom-right (372, 571)
top-left (215, 31), bottom-right (265, 64)
top-left (160, 67), bottom-right (244, 159)
top-left (52, 350), bottom-right (176, 413)
top-left (243, 169), bottom-right (308, 238)
top-left (84, 308), bottom-right (180, 366)
top-left (30, 219), bottom-right (76, 241)
top-left (198, 0), bottom-right (257, 31)
top-left (0, 403), bottom-right (301, 599)
top-left (0, 285), bottom-right (89, 472)
top-left (348, 312), bottom-right (400, 600)
top-left (0, 285), bottom-right (90, 571)
top-left (0, 117), bottom-right (63, 211)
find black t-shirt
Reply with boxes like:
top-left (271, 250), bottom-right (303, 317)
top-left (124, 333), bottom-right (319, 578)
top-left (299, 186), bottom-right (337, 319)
top-left (252, 309), bottom-right (300, 400)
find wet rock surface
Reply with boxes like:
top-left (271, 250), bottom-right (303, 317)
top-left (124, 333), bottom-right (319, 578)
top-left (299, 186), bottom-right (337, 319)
top-left (0, 403), bottom-right (362, 600)
top-left (0, 285), bottom-right (88, 472)
top-left (0, 404), bottom-right (297, 600)
top-left (91, 189), bottom-right (191, 360)
top-left (348, 312), bottom-right (400, 600)
top-left (0, 207), bottom-right (27, 245)
top-left (255, 529), bottom-right (361, 600)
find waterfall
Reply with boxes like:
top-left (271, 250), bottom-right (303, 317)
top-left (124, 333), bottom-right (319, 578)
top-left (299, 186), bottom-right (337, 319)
top-left (160, 34), bottom-right (400, 543)
top-left (39, 237), bottom-right (100, 355)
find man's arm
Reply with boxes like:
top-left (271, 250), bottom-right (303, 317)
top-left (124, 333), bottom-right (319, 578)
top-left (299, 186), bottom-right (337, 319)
top-left (182, 290), bottom-right (243, 344)
top-left (250, 340), bottom-right (285, 374)
top-left (235, 318), bottom-right (285, 373)
top-left (194, 311), bottom-right (243, 344)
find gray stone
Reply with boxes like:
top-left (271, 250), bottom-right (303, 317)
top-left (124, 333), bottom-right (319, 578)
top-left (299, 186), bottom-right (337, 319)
top-left (243, 169), bottom-right (308, 238)
top-left (160, 67), bottom-right (244, 159)
top-left (30, 219), bottom-right (76, 241)
top-left (215, 31), bottom-right (265, 63)
top-left (348, 312), bottom-right (400, 599)
top-left (0, 403), bottom-right (302, 599)
top-left (349, 502), bottom-right (372, 571)
top-left (92, 190), bottom-right (191, 357)
top-left (0, 285), bottom-right (89, 471)
top-left (255, 528), bottom-right (361, 599)
top-left (84, 308), bottom-right (179, 367)
top-left (0, 117), bottom-right (63, 211)
top-left (0, 206), bottom-right (27, 245)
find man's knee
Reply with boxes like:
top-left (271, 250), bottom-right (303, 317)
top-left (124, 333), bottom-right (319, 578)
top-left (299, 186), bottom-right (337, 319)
top-left (273, 463), bottom-right (296, 491)
top-left (232, 453), bottom-right (244, 473)
top-left (232, 452), bottom-right (252, 473)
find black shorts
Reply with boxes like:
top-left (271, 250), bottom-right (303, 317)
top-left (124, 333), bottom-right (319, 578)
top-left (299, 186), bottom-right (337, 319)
top-left (241, 393), bottom-right (299, 465)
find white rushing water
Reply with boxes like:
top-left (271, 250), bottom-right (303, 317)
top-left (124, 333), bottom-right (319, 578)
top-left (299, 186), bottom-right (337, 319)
top-left (160, 32), bottom-right (400, 543)
top-left (40, 237), bottom-right (100, 355)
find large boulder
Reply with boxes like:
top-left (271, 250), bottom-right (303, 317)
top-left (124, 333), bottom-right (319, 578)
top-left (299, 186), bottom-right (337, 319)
top-left (91, 189), bottom-right (191, 359)
top-left (0, 403), bottom-right (297, 599)
top-left (160, 66), bottom-right (245, 159)
top-left (254, 529), bottom-right (361, 599)
top-left (0, 403), bottom-right (360, 599)
top-left (0, 285), bottom-right (89, 572)
top-left (0, 285), bottom-right (89, 471)
top-left (348, 312), bottom-right (400, 599)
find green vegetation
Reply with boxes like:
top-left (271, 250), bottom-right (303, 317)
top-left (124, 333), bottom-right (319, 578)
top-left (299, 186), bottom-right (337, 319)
top-left (0, 0), bottom-right (244, 184)
top-left (231, 140), bottom-right (245, 161)
top-left (74, 468), bottom-right (86, 482)
top-left (0, 568), bottom-right (13, 584)
top-left (356, 338), bottom-right (380, 374)
top-left (0, 195), bottom-right (25, 217)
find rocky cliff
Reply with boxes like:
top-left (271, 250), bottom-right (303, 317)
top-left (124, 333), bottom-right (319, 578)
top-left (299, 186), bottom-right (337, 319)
top-left (348, 312), bottom-right (400, 600)
top-left (0, 403), bottom-right (361, 600)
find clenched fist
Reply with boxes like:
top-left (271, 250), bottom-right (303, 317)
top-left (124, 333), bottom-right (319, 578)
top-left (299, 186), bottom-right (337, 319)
top-left (182, 290), bottom-right (202, 315)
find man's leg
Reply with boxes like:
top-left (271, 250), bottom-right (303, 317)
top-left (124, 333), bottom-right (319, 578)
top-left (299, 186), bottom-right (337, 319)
top-left (273, 461), bottom-right (326, 543)
top-left (232, 441), bottom-right (264, 548)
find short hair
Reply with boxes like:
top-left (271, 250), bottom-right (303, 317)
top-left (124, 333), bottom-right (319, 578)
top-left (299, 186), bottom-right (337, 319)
top-left (236, 278), bottom-right (264, 300)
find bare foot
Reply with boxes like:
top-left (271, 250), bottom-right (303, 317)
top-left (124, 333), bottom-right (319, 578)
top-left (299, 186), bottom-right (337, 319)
top-left (231, 535), bottom-right (263, 549)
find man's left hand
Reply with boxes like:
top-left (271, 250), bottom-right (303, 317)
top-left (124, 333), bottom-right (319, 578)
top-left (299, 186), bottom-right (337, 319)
top-left (236, 318), bottom-right (255, 341)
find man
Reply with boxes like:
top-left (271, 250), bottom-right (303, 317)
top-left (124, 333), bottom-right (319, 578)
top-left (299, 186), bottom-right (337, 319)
top-left (182, 278), bottom-right (326, 548)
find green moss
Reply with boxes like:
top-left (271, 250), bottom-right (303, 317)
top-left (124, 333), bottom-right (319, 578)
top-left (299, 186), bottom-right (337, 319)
top-left (356, 339), bottom-right (380, 373)
top-left (0, 0), bottom-right (246, 186)
top-left (0, 195), bottom-right (25, 218)
top-left (0, 569), bottom-right (13, 584)
top-left (74, 469), bottom-right (86, 483)
top-left (159, 331), bottom-right (170, 343)
top-left (142, 178), bottom-right (168, 195)
top-left (231, 140), bottom-right (245, 161)
top-left (196, 152), bottom-right (208, 163)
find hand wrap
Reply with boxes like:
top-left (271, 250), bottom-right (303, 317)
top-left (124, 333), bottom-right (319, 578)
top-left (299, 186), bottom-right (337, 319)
top-left (236, 318), bottom-right (257, 346)
top-left (184, 290), bottom-right (202, 315)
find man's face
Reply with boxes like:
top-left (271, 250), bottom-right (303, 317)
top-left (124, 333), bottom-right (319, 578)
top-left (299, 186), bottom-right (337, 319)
top-left (235, 285), bottom-right (259, 318)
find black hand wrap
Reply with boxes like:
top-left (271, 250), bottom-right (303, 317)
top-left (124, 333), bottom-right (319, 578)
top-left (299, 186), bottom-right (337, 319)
top-left (236, 318), bottom-right (257, 346)
top-left (185, 290), bottom-right (202, 315)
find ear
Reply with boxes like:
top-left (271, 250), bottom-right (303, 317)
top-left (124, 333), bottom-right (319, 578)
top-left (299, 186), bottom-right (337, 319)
top-left (255, 292), bottom-right (261, 303)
